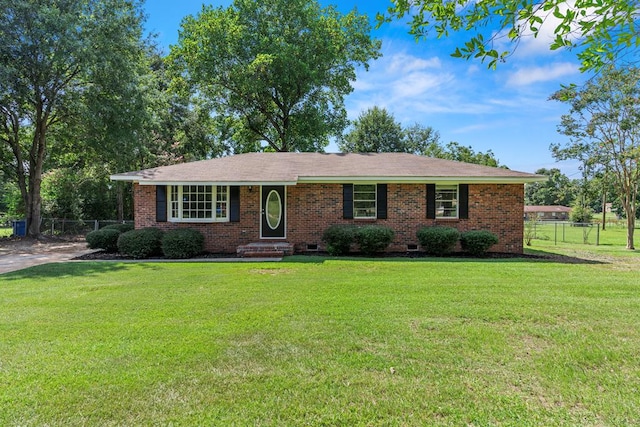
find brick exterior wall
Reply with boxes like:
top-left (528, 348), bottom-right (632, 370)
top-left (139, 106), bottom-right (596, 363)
top-left (133, 182), bottom-right (524, 254)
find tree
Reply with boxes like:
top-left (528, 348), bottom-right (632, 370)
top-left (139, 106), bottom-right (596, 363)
top-left (340, 107), bottom-right (502, 166)
top-left (339, 107), bottom-right (405, 153)
top-left (378, 0), bottom-right (639, 71)
top-left (439, 142), bottom-right (501, 167)
top-left (525, 168), bottom-right (576, 206)
top-left (551, 66), bottom-right (640, 249)
top-left (403, 123), bottom-right (443, 156)
top-left (169, 0), bottom-right (381, 153)
top-left (0, 0), bottom-right (147, 236)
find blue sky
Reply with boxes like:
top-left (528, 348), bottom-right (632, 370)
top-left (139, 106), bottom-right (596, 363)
top-left (143, 0), bottom-right (591, 176)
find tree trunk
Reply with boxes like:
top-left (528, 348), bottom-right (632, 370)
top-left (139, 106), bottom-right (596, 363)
top-left (26, 111), bottom-right (48, 237)
top-left (626, 214), bottom-right (635, 250)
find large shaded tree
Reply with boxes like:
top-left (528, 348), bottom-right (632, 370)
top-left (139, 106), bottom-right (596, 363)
top-left (551, 66), bottom-right (640, 249)
top-left (0, 0), bottom-right (147, 236)
top-left (169, 0), bottom-right (381, 153)
top-left (379, 0), bottom-right (639, 70)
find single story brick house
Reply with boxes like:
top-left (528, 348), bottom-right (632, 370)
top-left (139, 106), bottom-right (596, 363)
top-left (524, 205), bottom-right (572, 221)
top-left (111, 152), bottom-right (544, 255)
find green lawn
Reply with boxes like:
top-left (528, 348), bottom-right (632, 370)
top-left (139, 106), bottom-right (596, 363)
top-left (1, 251), bottom-right (640, 425)
top-left (0, 227), bottom-right (12, 238)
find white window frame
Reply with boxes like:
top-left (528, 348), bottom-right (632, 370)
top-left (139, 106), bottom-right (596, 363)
top-left (353, 184), bottom-right (377, 219)
top-left (168, 185), bottom-right (229, 222)
top-left (435, 185), bottom-right (458, 219)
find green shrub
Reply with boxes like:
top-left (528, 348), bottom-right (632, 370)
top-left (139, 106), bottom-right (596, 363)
top-left (322, 225), bottom-right (356, 256)
top-left (460, 230), bottom-right (499, 256)
top-left (355, 225), bottom-right (395, 256)
top-left (102, 223), bottom-right (134, 233)
top-left (86, 228), bottom-right (121, 252)
top-left (117, 227), bottom-right (164, 259)
top-left (162, 228), bottom-right (204, 259)
top-left (570, 204), bottom-right (593, 224)
top-left (416, 226), bottom-right (460, 255)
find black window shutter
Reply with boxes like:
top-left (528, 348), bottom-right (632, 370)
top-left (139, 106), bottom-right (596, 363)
top-left (230, 186), bottom-right (240, 222)
top-left (156, 186), bottom-right (167, 222)
top-left (426, 184), bottom-right (436, 219)
top-left (459, 184), bottom-right (469, 219)
top-left (343, 184), bottom-right (353, 219)
top-left (376, 184), bottom-right (387, 219)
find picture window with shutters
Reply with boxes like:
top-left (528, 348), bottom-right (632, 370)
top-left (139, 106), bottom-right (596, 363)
top-left (168, 185), bottom-right (229, 222)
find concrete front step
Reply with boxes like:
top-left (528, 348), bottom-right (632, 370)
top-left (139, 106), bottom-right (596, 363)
top-left (237, 242), bottom-right (295, 258)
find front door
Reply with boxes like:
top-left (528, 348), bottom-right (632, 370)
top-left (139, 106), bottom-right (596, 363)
top-left (261, 186), bottom-right (286, 238)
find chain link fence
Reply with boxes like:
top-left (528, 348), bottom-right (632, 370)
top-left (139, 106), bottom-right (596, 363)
top-left (524, 221), bottom-right (600, 245)
top-left (39, 219), bottom-right (134, 237)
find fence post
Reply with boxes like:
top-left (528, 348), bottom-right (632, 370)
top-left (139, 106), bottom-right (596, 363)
top-left (95, 220), bottom-right (99, 231)
top-left (554, 222), bottom-right (557, 245)
top-left (596, 223), bottom-right (600, 246)
top-left (51, 220), bottom-right (54, 235)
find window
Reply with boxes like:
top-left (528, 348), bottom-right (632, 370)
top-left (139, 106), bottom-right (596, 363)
top-left (435, 185), bottom-right (458, 218)
top-left (353, 184), bottom-right (376, 218)
top-left (169, 185), bottom-right (229, 222)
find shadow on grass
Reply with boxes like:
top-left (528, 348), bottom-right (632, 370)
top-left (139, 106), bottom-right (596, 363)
top-left (282, 251), bottom-right (608, 265)
top-left (0, 261), bottom-right (167, 281)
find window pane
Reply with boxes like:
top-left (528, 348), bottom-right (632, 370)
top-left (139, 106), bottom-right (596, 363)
top-left (435, 185), bottom-right (458, 218)
top-left (353, 184), bottom-right (376, 218)
top-left (216, 186), bottom-right (228, 219)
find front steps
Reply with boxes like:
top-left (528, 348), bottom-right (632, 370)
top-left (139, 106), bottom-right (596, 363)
top-left (236, 242), bottom-right (295, 258)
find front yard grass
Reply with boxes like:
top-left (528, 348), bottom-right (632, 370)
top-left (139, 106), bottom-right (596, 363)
top-left (1, 254), bottom-right (640, 425)
top-left (0, 226), bottom-right (12, 238)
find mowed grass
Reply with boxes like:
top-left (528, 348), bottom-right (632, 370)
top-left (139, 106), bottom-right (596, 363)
top-left (0, 226), bottom-right (12, 238)
top-left (1, 255), bottom-right (640, 425)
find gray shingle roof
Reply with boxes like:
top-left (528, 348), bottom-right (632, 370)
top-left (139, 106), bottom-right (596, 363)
top-left (111, 152), bottom-right (544, 184)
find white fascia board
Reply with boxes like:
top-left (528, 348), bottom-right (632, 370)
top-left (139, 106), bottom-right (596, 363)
top-left (296, 176), bottom-right (546, 184)
top-left (121, 180), bottom-right (297, 186)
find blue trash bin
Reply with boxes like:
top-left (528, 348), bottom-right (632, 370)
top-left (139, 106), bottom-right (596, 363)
top-left (12, 220), bottom-right (26, 237)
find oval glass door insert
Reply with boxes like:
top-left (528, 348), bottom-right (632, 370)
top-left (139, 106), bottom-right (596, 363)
top-left (266, 190), bottom-right (282, 230)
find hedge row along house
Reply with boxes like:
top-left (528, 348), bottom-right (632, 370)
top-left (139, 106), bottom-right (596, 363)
top-left (111, 152), bottom-right (544, 256)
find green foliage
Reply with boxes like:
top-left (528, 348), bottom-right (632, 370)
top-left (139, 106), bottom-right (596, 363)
top-left (322, 224), bottom-right (356, 255)
top-left (340, 108), bottom-right (501, 166)
top-left (355, 225), bottom-right (395, 255)
top-left (525, 168), bottom-right (576, 206)
top-left (552, 66), bottom-right (640, 249)
top-left (339, 107), bottom-right (405, 153)
top-left (170, 0), bottom-right (381, 153)
top-left (460, 230), bottom-right (499, 256)
top-left (378, 0), bottom-right (640, 71)
top-left (416, 226), bottom-right (460, 255)
top-left (0, 0), bottom-right (147, 234)
top-left (570, 204), bottom-right (593, 224)
top-left (102, 223), bottom-right (134, 233)
top-left (86, 228), bottom-right (121, 253)
top-left (161, 228), bottom-right (205, 259)
top-left (117, 228), bottom-right (165, 259)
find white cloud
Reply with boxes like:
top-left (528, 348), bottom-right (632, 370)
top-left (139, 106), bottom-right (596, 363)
top-left (506, 62), bottom-right (579, 86)
top-left (496, 0), bottom-right (600, 59)
top-left (387, 53), bottom-right (442, 73)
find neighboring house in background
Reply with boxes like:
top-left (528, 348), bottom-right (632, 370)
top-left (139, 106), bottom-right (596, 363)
top-left (111, 152), bottom-right (544, 255)
top-left (524, 205), bottom-right (572, 221)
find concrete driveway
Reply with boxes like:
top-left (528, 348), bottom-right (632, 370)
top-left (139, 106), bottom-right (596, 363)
top-left (0, 239), bottom-right (94, 275)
